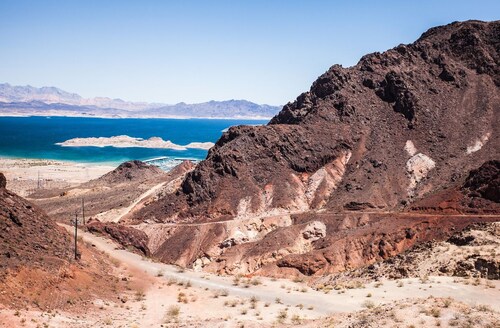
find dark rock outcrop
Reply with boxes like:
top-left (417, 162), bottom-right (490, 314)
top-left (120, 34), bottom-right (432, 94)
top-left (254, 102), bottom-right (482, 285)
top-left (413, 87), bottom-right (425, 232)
top-left (87, 220), bottom-right (150, 256)
top-left (129, 21), bottom-right (500, 276)
top-left (98, 160), bottom-right (166, 184)
top-left (0, 172), bottom-right (6, 189)
top-left (463, 160), bottom-right (500, 202)
top-left (0, 182), bottom-right (72, 280)
top-left (409, 160), bottom-right (500, 214)
top-left (135, 20), bottom-right (499, 223)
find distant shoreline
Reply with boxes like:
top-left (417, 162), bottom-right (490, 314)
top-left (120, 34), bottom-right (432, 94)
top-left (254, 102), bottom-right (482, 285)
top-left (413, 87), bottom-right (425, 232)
top-left (0, 155), bottom-right (122, 167)
top-left (0, 113), bottom-right (273, 120)
top-left (0, 157), bottom-right (116, 196)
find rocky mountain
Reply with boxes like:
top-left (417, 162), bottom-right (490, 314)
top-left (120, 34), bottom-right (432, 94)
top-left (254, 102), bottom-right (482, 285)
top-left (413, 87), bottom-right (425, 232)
top-left (124, 20), bottom-right (499, 276)
top-left (134, 20), bottom-right (499, 222)
top-left (0, 172), bottom-right (72, 280)
top-left (0, 83), bottom-right (281, 119)
top-left (146, 100), bottom-right (279, 119)
top-left (29, 160), bottom-right (196, 258)
top-left (0, 83), bottom-right (155, 110)
top-left (0, 172), bottom-right (135, 311)
top-left (97, 160), bottom-right (167, 184)
top-left (121, 161), bottom-right (498, 277)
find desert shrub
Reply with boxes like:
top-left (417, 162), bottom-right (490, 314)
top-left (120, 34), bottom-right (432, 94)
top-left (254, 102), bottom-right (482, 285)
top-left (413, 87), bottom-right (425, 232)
top-left (291, 314), bottom-right (302, 324)
top-left (165, 305), bottom-right (180, 322)
top-left (177, 292), bottom-right (188, 303)
top-left (134, 290), bottom-right (146, 301)
top-left (277, 309), bottom-right (288, 323)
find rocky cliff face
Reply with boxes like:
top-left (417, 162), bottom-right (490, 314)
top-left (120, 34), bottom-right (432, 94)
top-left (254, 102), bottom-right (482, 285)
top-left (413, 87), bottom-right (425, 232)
top-left (134, 20), bottom-right (499, 224)
top-left (128, 21), bottom-right (499, 276)
top-left (126, 160), bottom-right (499, 277)
top-left (313, 221), bottom-right (500, 285)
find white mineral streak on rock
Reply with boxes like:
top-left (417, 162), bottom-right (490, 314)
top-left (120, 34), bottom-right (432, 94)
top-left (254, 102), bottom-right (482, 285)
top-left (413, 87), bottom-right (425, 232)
top-left (404, 140), bottom-right (436, 196)
top-left (305, 150), bottom-right (352, 208)
top-left (466, 132), bottom-right (491, 154)
top-left (406, 153), bottom-right (436, 197)
top-left (234, 151), bottom-right (351, 218)
top-left (236, 196), bottom-right (253, 218)
top-left (301, 221), bottom-right (327, 241)
top-left (405, 140), bottom-right (418, 156)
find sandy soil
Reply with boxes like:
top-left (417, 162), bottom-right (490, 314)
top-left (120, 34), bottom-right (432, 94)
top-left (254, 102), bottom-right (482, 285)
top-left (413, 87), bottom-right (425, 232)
top-left (0, 223), bottom-right (497, 327)
top-left (306, 296), bottom-right (500, 328)
top-left (0, 157), bottom-right (115, 196)
top-left (23, 224), bottom-right (494, 327)
top-left (95, 179), bottom-right (169, 223)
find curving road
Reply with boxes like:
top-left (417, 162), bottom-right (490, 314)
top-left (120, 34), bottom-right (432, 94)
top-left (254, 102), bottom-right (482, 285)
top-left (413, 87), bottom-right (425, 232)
top-left (60, 223), bottom-right (500, 317)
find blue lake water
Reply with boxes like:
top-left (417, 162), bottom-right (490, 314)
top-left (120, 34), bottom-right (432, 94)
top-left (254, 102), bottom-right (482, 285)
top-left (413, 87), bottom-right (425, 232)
top-left (0, 116), bottom-right (268, 165)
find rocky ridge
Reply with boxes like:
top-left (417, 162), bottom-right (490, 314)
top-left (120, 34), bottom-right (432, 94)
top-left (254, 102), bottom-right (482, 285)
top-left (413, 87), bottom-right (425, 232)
top-left (410, 160), bottom-right (500, 213)
top-left (29, 160), bottom-right (173, 222)
top-left (312, 221), bottom-right (500, 288)
top-left (46, 21), bottom-right (497, 279)
top-left (135, 20), bottom-right (499, 224)
top-left (0, 83), bottom-right (281, 118)
top-left (116, 21), bottom-right (500, 277)
top-left (84, 156), bottom-right (498, 277)
top-left (0, 173), bottom-right (72, 279)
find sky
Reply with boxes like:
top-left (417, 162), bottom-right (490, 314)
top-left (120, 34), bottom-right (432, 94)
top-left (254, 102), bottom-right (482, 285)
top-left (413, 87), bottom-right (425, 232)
top-left (0, 1), bottom-right (498, 106)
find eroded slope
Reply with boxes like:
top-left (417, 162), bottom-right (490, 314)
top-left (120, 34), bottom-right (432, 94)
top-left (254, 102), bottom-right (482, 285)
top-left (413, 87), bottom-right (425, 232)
top-left (0, 173), bottom-right (125, 310)
top-left (135, 20), bottom-right (499, 223)
top-left (30, 160), bottom-right (192, 223)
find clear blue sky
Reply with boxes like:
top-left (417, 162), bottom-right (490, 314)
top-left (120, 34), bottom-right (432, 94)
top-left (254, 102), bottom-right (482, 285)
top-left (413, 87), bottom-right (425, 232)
top-left (1, 1), bottom-right (498, 105)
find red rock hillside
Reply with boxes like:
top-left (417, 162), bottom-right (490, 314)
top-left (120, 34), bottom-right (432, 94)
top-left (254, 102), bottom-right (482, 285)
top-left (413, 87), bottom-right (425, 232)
top-left (0, 173), bottom-right (130, 310)
top-left (134, 20), bottom-right (499, 223)
top-left (123, 20), bottom-right (499, 277)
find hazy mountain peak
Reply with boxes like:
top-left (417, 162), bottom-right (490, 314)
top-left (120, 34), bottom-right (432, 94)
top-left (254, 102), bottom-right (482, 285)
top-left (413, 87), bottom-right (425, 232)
top-left (0, 83), bottom-right (282, 119)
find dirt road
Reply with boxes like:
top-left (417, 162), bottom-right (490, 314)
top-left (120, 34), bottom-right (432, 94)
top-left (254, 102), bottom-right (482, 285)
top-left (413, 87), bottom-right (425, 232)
top-left (61, 224), bottom-right (500, 318)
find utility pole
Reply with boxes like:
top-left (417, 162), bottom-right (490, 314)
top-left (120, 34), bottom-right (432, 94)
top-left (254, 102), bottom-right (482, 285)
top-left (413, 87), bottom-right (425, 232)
top-left (82, 198), bottom-right (85, 226)
top-left (73, 210), bottom-right (79, 260)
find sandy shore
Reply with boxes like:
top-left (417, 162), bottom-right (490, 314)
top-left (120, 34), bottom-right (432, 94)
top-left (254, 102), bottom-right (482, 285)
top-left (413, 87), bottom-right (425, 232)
top-left (0, 157), bottom-right (115, 196)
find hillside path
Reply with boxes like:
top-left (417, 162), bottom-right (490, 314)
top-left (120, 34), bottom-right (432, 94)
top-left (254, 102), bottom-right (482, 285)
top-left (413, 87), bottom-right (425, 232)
top-left (60, 224), bottom-right (500, 317)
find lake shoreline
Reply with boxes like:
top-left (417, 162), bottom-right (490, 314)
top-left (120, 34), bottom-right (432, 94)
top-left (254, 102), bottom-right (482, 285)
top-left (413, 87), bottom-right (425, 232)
top-left (0, 113), bottom-right (274, 120)
top-left (0, 157), bottom-right (116, 196)
top-left (0, 116), bottom-right (267, 164)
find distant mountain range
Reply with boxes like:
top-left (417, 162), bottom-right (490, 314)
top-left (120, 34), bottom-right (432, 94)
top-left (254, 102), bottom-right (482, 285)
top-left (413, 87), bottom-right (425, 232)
top-left (0, 83), bottom-right (281, 119)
